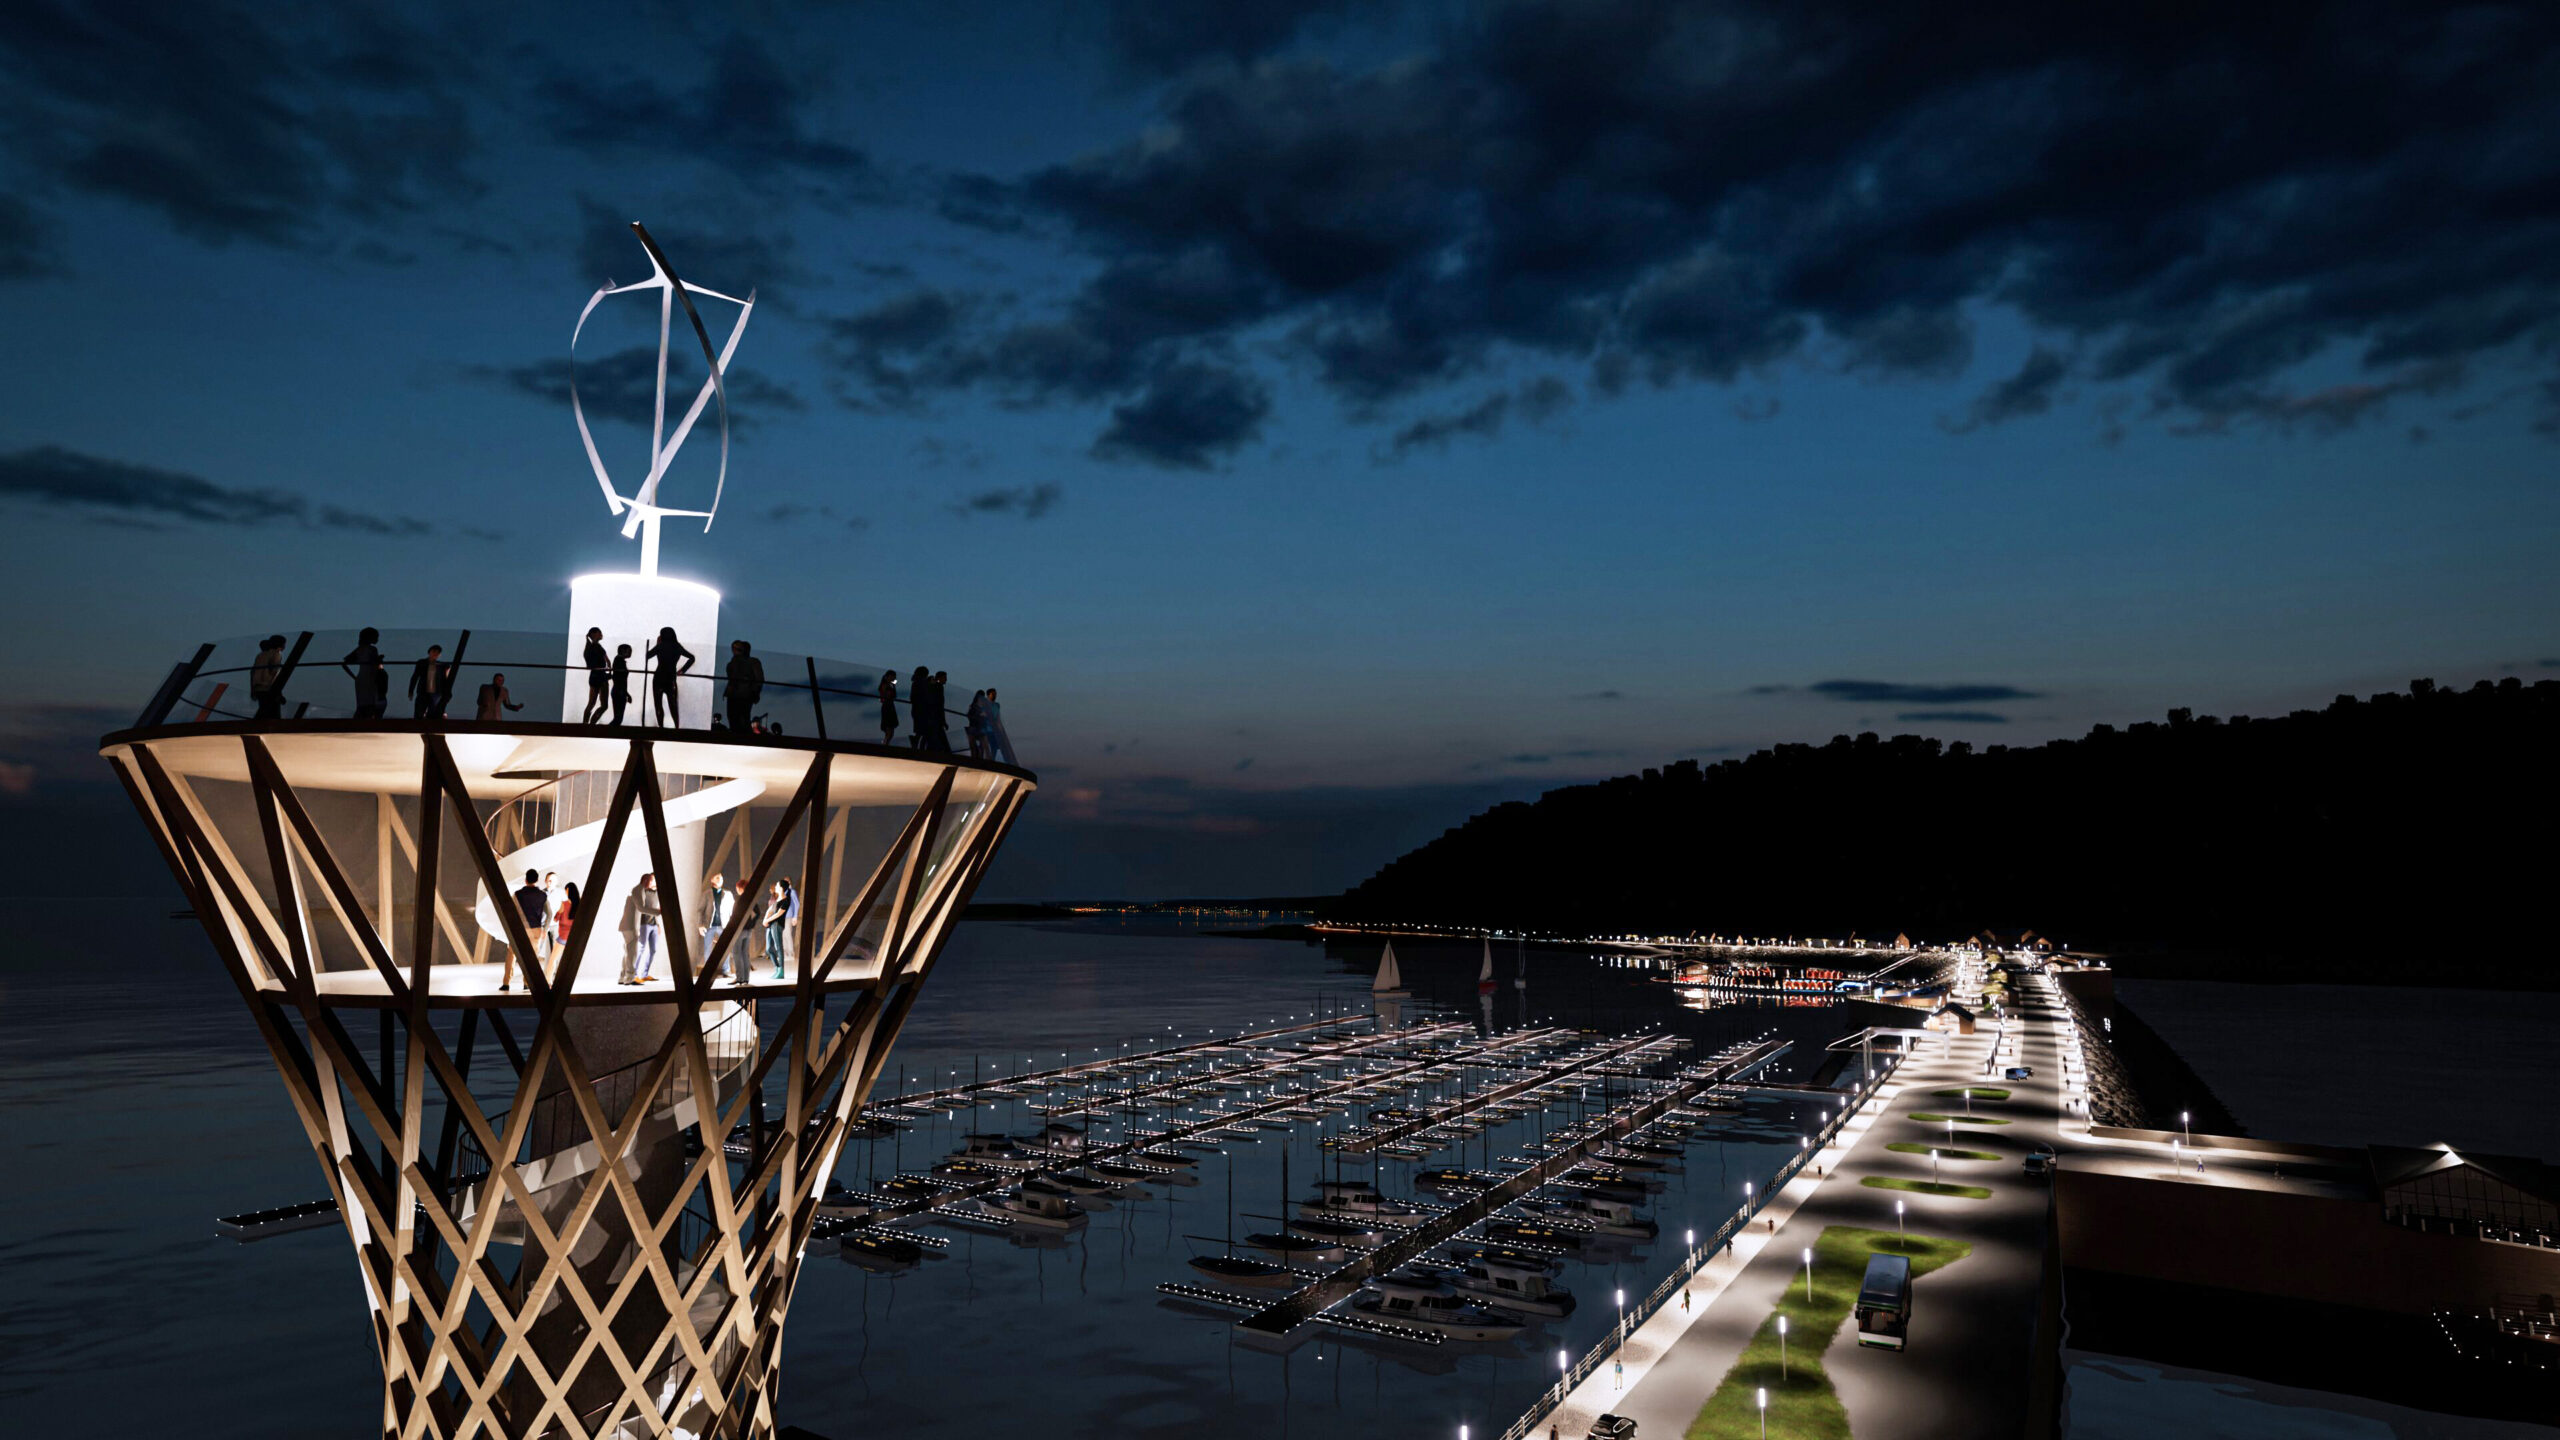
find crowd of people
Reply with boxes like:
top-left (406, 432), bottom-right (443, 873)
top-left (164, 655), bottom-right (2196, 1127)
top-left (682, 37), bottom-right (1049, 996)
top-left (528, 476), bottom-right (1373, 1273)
top-left (235, 630), bottom-right (1021, 765)
top-left (491, 865), bottom-right (813, 990)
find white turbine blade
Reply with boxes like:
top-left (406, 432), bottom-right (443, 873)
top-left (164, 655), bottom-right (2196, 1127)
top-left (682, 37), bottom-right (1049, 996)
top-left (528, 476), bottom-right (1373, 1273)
top-left (639, 292), bottom-right (755, 513)
top-left (680, 281), bottom-right (749, 307)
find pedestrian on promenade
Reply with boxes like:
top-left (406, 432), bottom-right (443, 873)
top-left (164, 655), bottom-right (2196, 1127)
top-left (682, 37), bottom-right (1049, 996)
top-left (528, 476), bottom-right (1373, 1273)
top-left (342, 628), bottom-right (387, 719)
top-left (907, 666), bottom-right (933, 747)
top-left (251, 635), bottom-right (289, 719)
top-left (475, 672), bottom-right (524, 721)
top-left (1613, 1356), bottom-right (1623, 1388)
top-left (876, 670), bottom-right (899, 746)
top-left (647, 627), bottom-right (695, 727)
top-left (965, 690), bottom-right (990, 758)
top-left (724, 640), bottom-right (763, 734)
top-left (505, 867), bottom-right (547, 992)
top-left (623, 873), bottom-right (662, 984)
top-left (760, 881), bottom-right (790, 980)
top-left (407, 643), bottom-right (446, 720)
top-left (986, 687), bottom-right (1017, 765)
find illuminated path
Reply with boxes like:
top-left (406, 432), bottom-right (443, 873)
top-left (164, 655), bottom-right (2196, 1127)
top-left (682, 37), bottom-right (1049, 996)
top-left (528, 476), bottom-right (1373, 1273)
top-left (1524, 967), bottom-right (2078, 1440)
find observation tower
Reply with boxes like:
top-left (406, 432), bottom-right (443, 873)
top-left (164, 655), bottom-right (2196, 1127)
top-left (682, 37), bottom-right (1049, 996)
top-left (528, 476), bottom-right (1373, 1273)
top-left (98, 226), bottom-right (1033, 1440)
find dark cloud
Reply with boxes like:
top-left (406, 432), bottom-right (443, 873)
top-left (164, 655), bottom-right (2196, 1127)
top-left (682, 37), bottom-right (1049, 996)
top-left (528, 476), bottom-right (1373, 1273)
top-left (1573, 689), bottom-right (1626, 702)
top-left (1233, 756), bottom-right (1255, 771)
top-left (901, 0), bottom-right (2560, 455)
top-left (461, 346), bottom-right (804, 434)
top-left (1381, 376), bottom-right (1575, 459)
top-left (0, 194), bottom-right (63, 281)
top-left (1804, 680), bottom-right (2042, 705)
top-left (0, 3), bottom-right (478, 248)
top-left (1471, 747), bottom-right (1625, 770)
top-left (1092, 361), bottom-right (1271, 468)
top-left (537, 35), bottom-right (881, 192)
top-left (764, 503), bottom-right (867, 532)
top-left (949, 483), bottom-right (1063, 520)
top-left (1947, 347), bottom-right (2069, 432)
top-left (0, 446), bottom-right (446, 535)
top-left (1102, 0), bottom-right (1352, 76)
top-left (1895, 710), bottom-right (2010, 724)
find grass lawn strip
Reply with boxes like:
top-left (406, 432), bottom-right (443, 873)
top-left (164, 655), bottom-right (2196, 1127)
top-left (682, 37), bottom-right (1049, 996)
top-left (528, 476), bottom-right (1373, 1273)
top-left (1861, 1176), bottom-right (1992, 1199)
top-left (1928, 1087), bottom-right (2010, 1101)
top-left (1683, 1226), bottom-right (1972, 1439)
top-left (1884, 1142), bottom-right (2002, 1162)
top-left (1909, 1112), bottom-right (2009, 1125)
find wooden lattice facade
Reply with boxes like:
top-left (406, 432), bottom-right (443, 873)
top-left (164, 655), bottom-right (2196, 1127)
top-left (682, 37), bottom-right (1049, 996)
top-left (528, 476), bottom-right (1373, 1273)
top-left (101, 721), bottom-right (1032, 1439)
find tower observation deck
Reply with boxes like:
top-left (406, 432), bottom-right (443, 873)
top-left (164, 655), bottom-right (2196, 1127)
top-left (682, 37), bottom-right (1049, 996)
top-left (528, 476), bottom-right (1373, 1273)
top-left (104, 634), bottom-right (1033, 1438)
top-left (96, 226), bottom-right (1035, 1439)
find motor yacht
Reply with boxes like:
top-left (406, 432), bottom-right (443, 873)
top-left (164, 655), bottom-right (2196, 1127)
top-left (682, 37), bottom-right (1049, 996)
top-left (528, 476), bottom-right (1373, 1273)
top-left (1015, 1122), bottom-right (1088, 1158)
top-left (1349, 1272), bottom-right (1528, 1341)
top-left (981, 1185), bottom-right (1089, 1231)
top-left (815, 1183), bottom-right (874, 1221)
top-left (1423, 1257), bottom-right (1577, 1317)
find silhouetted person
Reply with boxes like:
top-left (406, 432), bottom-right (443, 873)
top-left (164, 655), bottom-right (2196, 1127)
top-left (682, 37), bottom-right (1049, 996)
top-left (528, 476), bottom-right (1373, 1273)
top-left (251, 636), bottom-right (288, 720)
top-left (724, 640), bottom-right (764, 734)
top-left (647, 626), bottom-right (694, 728)
top-left (342, 628), bottom-right (387, 719)
top-left (580, 626), bottom-right (611, 724)
top-left (986, 687), bottom-right (1017, 765)
top-left (504, 867), bottom-right (546, 993)
top-left (877, 670), bottom-right (899, 746)
top-left (610, 644), bottom-right (634, 725)
top-left (966, 690), bottom-right (990, 759)
top-left (907, 666), bottom-right (932, 747)
top-left (926, 670), bottom-right (955, 752)
top-left (409, 644), bottom-right (448, 719)
top-left (475, 673), bottom-right (524, 721)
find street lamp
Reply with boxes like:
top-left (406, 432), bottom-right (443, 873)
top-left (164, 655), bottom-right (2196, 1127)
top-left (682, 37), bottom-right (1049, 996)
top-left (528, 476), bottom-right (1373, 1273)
top-left (1802, 1246), bottom-right (1814, 1301)
top-left (1616, 1287), bottom-right (1626, 1336)
top-left (1778, 1314), bottom-right (1789, 1379)
top-left (1896, 1198), bottom-right (1906, 1244)
top-left (2181, 1110), bottom-right (2192, 1147)
top-left (1758, 1387), bottom-right (1768, 1439)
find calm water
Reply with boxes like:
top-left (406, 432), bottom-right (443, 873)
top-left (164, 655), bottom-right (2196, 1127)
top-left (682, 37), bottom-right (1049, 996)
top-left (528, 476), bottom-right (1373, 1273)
top-left (0, 904), bottom-right (1892, 1439)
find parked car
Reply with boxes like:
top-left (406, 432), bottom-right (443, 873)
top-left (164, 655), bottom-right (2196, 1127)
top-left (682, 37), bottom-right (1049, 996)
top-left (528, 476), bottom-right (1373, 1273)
top-left (1590, 1416), bottom-right (1639, 1440)
top-left (2023, 1142), bottom-right (2057, 1180)
top-left (2003, 1065), bottom-right (2034, 1080)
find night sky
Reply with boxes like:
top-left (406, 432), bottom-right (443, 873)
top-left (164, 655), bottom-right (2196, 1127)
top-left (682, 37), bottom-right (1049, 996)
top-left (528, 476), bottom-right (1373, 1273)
top-left (4, 1), bottom-right (2557, 897)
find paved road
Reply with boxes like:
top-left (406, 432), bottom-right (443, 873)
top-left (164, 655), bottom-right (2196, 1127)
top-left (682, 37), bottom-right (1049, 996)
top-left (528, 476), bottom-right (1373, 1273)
top-left (1559, 964), bottom-right (2078, 1440)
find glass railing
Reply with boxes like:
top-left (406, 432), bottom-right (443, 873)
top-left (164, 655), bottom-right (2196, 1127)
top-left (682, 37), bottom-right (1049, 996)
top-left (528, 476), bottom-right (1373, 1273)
top-left (128, 629), bottom-right (1024, 765)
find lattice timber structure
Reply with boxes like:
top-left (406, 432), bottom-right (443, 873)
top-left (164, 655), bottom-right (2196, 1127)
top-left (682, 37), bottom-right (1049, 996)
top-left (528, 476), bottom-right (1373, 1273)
top-left (100, 719), bottom-right (1033, 1439)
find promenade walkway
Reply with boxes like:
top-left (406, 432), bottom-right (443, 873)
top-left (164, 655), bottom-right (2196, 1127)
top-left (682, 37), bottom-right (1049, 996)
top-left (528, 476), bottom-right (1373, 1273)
top-left (1526, 967), bottom-right (2077, 1440)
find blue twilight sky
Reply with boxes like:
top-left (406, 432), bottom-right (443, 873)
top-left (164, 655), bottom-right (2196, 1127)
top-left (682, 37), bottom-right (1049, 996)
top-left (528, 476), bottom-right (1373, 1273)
top-left (3, 1), bottom-right (2557, 896)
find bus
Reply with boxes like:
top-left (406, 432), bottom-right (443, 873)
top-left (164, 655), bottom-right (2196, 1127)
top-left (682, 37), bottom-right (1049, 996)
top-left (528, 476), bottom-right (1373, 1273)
top-left (1855, 1252), bottom-right (1913, 1350)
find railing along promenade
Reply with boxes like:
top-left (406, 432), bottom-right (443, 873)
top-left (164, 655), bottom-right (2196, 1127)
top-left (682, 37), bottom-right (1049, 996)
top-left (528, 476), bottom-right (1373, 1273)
top-left (1494, 1051), bottom-right (1904, 1440)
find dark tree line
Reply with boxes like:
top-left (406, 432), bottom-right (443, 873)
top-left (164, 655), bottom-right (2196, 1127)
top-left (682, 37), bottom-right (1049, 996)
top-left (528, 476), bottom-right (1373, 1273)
top-left (1334, 678), bottom-right (2558, 979)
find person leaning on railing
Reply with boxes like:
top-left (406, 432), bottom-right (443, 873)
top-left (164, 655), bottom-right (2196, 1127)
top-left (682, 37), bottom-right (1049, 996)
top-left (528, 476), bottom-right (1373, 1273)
top-left (251, 636), bottom-right (288, 719)
top-left (342, 628), bottom-right (388, 719)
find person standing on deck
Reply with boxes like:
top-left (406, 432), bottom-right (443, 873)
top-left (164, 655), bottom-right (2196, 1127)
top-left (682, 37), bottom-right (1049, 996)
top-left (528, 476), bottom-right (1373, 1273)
top-left (475, 673), bottom-right (524, 721)
top-left (505, 868), bottom-right (547, 993)
top-left (702, 872), bottom-right (735, 978)
top-left (965, 690), bottom-right (990, 758)
top-left (906, 666), bottom-right (932, 747)
top-left (925, 672), bottom-right (955, 752)
top-left (623, 873), bottom-right (663, 984)
top-left (646, 627), bottom-right (695, 728)
top-left (342, 628), bottom-right (387, 719)
top-left (403, 643), bottom-right (440, 720)
top-left (251, 636), bottom-right (288, 719)
top-left (760, 881), bottom-right (789, 982)
top-left (610, 644), bottom-right (634, 725)
top-left (985, 687), bottom-right (1017, 765)
top-left (723, 640), bottom-right (764, 734)
top-left (580, 627), bottom-right (611, 724)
